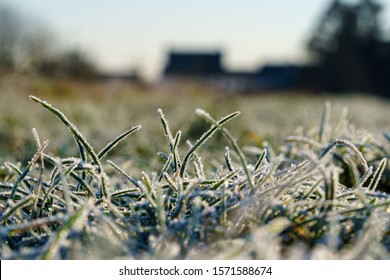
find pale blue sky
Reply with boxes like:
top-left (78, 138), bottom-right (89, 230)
top-left (3, 0), bottom-right (390, 80)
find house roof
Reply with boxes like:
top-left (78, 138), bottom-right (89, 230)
top-left (163, 51), bottom-right (223, 76)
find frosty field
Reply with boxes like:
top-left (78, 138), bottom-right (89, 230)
top-left (0, 77), bottom-right (389, 259)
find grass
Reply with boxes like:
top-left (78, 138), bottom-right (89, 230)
top-left (0, 77), bottom-right (389, 259)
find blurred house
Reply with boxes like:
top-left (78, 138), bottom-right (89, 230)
top-left (255, 64), bottom-right (307, 91)
top-left (162, 50), bottom-right (307, 92)
top-left (163, 51), bottom-right (223, 77)
top-left (162, 0), bottom-right (390, 97)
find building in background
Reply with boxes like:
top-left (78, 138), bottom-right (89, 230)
top-left (162, 0), bottom-right (390, 97)
top-left (162, 50), bottom-right (308, 92)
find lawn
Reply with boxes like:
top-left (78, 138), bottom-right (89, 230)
top-left (0, 76), bottom-right (389, 259)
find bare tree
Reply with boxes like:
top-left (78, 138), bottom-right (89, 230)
top-left (19, 20), bottom-right (56, 70)
top-left (0, 3), bottom-right (56, 74)
top-left (0, 3), bottom-right (99, 79)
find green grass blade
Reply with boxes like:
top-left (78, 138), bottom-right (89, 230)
top-left (41, 200), bottom-right (91, 259)
top-left (172, 130), bottom-right (182, 172)
top-left (210, 169), bottom-right (239, 190)
top-left (319, 101), bottom-right (330, 144)
top-left (159, 153), bottom-right (173, 181)
top-left (0, 195), bottom-right (34, 223)
top-left (97, 125), bottom-right (141, 159)
top-left (29, 95), bottom-right (102, 171)
top-left (179, 110), bottom-right (240, 178)
top-left (224, 147), bottom-right (234, 172)
top-left (9, 140), bottom-right (49, 201)
top-left (74, 136), bottom-right (88, 162)
top-left (319, 139), bottom-right (369, 172)
top-left (29, 96), bottom-right (109, 198)
top-left (158, 108), bottom-right (174, 151)
top-left (254, 148), bottom-right (267, 171)
top-left (368, 158), bottom-right (387, 191)
top-left (110, 188), bottom-right (142, 199)
top-left (107, 160), bottom-right (140, 189)
top-left (196, 109), bottom-right (254, 191)
top-left (4, 162), bottom-right (31, 192)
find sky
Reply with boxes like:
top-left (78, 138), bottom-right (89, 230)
top-left (2, 0), bottom-right (390, 80)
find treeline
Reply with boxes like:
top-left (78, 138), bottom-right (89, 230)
top-left (2, 0), bottom-right (390, 96)
top-left (0, 4), bottom-right (98, 79)
top-left (306, 0), bottom-right (390, 97)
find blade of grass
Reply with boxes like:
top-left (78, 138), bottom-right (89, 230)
top-left (107, 160), bottom-right (140, 189)
top-left (8, 140), bottom-right (49, 201)
top-left (0, 195), bottom-right (34, 223)
top-left (319, 101), bottom-right (330, 144)
top-left (254, 149), bottom-right (267, 171)
top-left (179, 110), bottom-right (240, 178)
top-left (4, 162), bottom-right (32, 192)
top-left (29, 95), bottom-right (102, 171)
top-left (97, 125), bottom-right (141, 159)
top-left (224, 147), bottom-right (234, 172)
top-left (368, 158), bottom-right (387, 191)
top-left (196, 109), bottom-right (254, 191)
top-left (172, 130), bottom-right (182, 172)
top-left (159, 153), bottom-right (173, 181)
top-left (158, 108), bottom-right (174, 151)
top-left (41, 200), bottom-right (91, 259)
top-left (319, 139), bottom-right (369, 173)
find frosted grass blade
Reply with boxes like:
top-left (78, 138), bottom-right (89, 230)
top-left (98, 125), bottom-right (141, 159)
top-left (368, 158), bottom-right (387, 191)
top-left (29, 96), bottom-right (102, 171)
top-left (179, 110), bottom-right (240, 178)
top-left (196, 109), bottom-right (254, 191)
